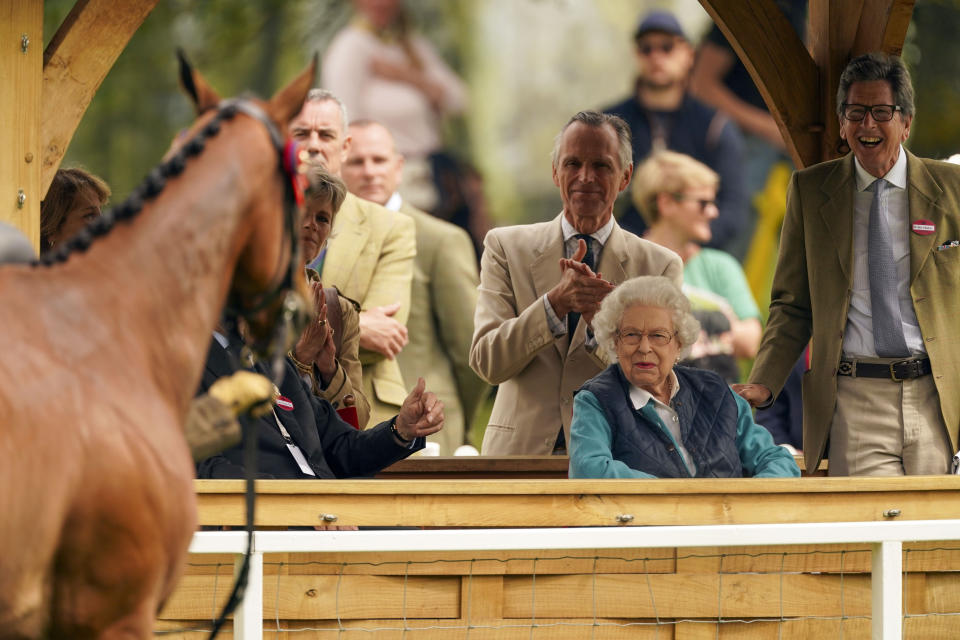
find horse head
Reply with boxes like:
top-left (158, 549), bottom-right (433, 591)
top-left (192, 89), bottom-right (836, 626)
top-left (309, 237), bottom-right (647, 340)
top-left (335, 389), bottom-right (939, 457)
top-left (176, 52), bottom-right (315, 366)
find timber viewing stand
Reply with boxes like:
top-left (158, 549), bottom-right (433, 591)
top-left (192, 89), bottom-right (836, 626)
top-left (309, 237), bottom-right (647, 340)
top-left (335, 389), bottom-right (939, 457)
top-left (157, 461), bottom-right (960, 638)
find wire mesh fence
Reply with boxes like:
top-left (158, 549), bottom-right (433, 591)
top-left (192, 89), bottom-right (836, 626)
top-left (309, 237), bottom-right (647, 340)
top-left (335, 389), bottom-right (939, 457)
top-left (155, 527), bottom-right (960, 639)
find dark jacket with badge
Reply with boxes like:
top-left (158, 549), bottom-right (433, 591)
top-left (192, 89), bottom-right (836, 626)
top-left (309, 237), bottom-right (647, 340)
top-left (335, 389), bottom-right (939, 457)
top-left (195, 336), bottom-right (422, 479)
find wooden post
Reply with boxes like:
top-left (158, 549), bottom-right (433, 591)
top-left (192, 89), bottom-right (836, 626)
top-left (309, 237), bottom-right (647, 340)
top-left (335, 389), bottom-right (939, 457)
top-left (0, 0), bottom-right (42, 247)
top-left (41, 0), bottom-right (160, 197)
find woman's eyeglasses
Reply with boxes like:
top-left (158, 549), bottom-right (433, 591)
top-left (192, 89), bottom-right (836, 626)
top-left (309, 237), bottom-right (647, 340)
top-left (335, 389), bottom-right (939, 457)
top-left (617, 330), bottom-right (674, 347)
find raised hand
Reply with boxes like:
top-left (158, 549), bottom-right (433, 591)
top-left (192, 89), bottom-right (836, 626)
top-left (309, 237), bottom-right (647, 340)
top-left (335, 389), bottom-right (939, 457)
top-left (359, 302), bottom-right (409, 359)
top-left (547, 239), bottom-right (615, 323)
top-left (394, 377), bottom-right (444, 441)
top-left (293, 281), bottom-right (337, 382)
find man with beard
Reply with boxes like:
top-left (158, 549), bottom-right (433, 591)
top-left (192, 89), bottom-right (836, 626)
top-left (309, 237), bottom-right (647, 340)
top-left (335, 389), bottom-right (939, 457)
top-left (604, 10), bottom-right (747, 255)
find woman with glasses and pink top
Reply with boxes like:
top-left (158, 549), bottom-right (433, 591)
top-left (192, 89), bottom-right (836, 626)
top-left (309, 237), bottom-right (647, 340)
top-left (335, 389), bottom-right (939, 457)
top-left (568, 276), bottom-right (798, 479)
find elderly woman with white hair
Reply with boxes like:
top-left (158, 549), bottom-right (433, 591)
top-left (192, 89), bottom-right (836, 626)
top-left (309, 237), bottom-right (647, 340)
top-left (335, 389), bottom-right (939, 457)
top-left (569, 276), bottom-right (799, 479)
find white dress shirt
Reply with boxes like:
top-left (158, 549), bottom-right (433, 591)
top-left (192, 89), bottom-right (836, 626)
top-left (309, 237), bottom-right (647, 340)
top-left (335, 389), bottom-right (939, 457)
top-left (843, 147), bottom-right (926, 358)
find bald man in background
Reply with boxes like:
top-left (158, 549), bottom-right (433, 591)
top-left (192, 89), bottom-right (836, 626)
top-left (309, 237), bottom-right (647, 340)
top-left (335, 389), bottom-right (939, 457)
top-left (342, 119), bottom-right (488, 454)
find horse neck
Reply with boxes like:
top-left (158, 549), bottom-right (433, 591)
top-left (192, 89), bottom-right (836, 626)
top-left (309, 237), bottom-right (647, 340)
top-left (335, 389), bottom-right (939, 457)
top-left (72, 120), bottom-right (284, 414)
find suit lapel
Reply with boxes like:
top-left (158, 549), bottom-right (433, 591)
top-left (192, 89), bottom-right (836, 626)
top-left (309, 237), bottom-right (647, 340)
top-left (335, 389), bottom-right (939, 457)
top-left (817, 155), bottom-right (856, 283)
top-left (905, 151), bottom-right (944, 284)
top-left (321, 193), bottom-right (371, 290)
top-left (530, 215), bottom-right (566, 358)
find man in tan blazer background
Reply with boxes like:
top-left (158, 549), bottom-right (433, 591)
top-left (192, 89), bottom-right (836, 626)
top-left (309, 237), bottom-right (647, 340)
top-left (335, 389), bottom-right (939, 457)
top-left (343, 120), bottom-right (489, 454)
top-left (288, 90), bottom-right (416, 426)
top-left (737, 53), bottom-right (960, 476)
top-left (472, 111), bottom-right (683, 455)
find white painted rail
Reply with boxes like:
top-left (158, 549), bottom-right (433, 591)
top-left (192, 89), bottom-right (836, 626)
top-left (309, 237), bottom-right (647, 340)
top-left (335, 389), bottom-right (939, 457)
top-left (188, 519), bottom-right (960, 639)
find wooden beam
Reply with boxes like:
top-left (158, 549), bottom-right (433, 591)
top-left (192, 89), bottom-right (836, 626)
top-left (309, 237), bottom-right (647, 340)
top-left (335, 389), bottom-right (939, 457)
top-left (0, 1), bottom-right (42, 245)
top-left (194, 477), bottom-right (960, 527)
top-left (852, 0), bottom-right (917, 57)
top-left (699, 0), bottom-right (821, 168)
top-left (809, 0), bottom-right (916, 162)
top-left (40, 0), bottom-right (159, 197)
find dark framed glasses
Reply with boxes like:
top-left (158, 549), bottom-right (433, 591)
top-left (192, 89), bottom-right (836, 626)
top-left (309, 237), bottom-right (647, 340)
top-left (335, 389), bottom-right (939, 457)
top-left (841, 103), bottom-right (902, 122)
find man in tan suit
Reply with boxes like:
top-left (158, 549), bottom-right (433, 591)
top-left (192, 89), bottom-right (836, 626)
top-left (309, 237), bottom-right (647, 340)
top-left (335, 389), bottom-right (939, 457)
top-left (288, 89), bottom-right (417, 426)
top-left (472, 111), bottom-right (683, 455)
top-left (343, 120), bottom-right (489, 454)
top-left (737, 53), bottom-right (960, 475)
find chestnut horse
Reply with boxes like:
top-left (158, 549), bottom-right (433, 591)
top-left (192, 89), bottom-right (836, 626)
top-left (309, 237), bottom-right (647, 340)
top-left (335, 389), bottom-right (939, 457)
top-left (0, 59), bottom-right (314, 638)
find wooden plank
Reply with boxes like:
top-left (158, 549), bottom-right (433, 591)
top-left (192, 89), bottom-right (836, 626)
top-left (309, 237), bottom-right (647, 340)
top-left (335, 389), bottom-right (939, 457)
top-left (378, 455), bottom-right (814, 478)
top-left (197, 476), bottom-right (960, 495)
top-left (699, 0), bottom-right (821, 168)
top-left (158, 618), bottom-right (676, 639)
top-left (461, 575), bottom-right (503, 621)
top-left (502, 573), bottom-right (874, 618)
top-left (377, 455), bottom-right (569, 479)
top-left (675, 618), bottom-right (870, 639)
top-left (161, 574), bottom-right (460, 620)
top-left (0, 0), bottom-right (42, 245)
top-left (40, 0), bottom-right (159, 196)
top-left (194, 477), bottom-right (960, 527)
top-left (279, 548), bottom-right (675, 576)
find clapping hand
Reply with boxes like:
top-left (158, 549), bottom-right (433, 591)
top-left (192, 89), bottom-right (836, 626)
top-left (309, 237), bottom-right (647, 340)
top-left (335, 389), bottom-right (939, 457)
top-left (292, 281), bottom-right (337, 383)
top-left (549, 238), bottom-right (615, 327)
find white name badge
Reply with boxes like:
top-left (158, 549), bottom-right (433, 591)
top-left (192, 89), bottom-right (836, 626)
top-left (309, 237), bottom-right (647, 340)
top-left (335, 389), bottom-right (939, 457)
top-left (286, 443), bottom-right (317, 477)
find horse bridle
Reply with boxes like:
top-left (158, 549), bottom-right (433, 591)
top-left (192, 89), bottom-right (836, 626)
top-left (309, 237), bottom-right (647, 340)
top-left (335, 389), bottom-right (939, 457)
top-left (217, 97), bottom-right (310, 367)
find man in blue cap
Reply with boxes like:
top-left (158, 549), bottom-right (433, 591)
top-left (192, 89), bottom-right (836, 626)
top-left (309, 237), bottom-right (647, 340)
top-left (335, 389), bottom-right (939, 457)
top-left (604, 10), bottom-right (747, 256)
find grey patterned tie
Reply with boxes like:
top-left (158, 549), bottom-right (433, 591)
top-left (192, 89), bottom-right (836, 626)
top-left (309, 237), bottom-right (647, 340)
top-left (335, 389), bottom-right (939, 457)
top-left (867, 179), bottom-right (909, 357)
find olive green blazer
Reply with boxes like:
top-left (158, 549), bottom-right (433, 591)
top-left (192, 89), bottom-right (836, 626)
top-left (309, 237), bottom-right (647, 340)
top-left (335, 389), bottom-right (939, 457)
top-left (750, 151), bottom-right (960, 471)
top-left (395, 202), bottom-right (488, 454)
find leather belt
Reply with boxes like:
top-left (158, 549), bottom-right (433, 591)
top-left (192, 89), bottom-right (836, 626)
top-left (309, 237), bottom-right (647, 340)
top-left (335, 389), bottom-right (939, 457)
top-left (838, 357), bottom-right (931, 382)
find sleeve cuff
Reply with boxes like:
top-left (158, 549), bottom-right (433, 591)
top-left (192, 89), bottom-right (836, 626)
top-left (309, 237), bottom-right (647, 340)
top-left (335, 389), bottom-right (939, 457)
top-left (542, 294), bottom-right (567, 338)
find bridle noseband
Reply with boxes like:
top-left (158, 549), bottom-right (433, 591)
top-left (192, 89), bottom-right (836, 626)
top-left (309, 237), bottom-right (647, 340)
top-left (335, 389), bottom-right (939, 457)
top-left (216, 97), bottom-right (310, 366)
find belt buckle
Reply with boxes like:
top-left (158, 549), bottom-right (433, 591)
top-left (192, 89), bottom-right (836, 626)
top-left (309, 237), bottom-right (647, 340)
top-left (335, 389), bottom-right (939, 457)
top-left (889, 359), bottom-right (912, 382)
top-left (838, 361), bottom-right (854, 376)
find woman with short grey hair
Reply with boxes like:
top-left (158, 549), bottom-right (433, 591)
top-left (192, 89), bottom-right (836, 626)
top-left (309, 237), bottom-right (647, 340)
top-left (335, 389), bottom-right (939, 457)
top-left (569, 276), bottom-right (798, 479)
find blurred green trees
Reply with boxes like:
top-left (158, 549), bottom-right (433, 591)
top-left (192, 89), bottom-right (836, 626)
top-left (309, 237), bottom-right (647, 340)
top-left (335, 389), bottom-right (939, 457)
top-left (42, 1), bottom-right (960, 214)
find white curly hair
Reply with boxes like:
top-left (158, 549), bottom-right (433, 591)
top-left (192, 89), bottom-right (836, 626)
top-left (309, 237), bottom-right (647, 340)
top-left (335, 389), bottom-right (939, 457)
top-left (592, 276), bottom-right (701, 364)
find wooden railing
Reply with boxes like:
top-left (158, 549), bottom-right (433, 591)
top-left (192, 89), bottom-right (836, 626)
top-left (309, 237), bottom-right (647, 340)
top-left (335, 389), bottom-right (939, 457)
top-left (155, 472), bottom-right (960, 638)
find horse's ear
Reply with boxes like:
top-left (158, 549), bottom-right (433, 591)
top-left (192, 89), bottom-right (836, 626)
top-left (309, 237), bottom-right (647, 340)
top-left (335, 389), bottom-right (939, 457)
top-left (265, 54), bottom-right (318, 129)
top-left (177, 49), bottom-right (221, 115)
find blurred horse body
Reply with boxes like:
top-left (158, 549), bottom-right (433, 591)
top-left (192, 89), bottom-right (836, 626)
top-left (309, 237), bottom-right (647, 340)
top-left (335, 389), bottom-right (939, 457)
top-left (0, 61), bottom-right (313, 638)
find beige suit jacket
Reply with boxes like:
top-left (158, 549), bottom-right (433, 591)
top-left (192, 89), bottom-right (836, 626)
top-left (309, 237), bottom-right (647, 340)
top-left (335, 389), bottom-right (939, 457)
top-left (321, 192), bottom-right (416, 426)
top-left (750, 151), bottom-right (960, 471)
top-left (472, 214), bottom-right (684, 455)
top-left (395, 202), bottom-right (488, 454)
